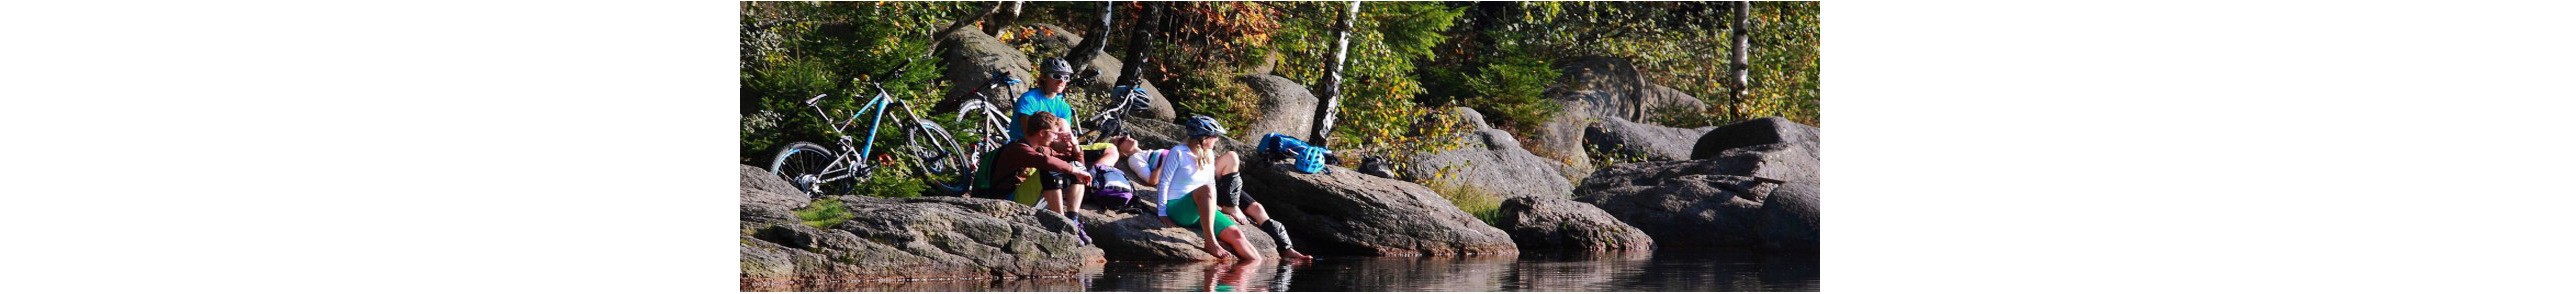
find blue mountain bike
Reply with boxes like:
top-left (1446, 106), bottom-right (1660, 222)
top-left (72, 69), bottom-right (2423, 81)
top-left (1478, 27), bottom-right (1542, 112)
top-left (768, 59), bottom-right (971, 197)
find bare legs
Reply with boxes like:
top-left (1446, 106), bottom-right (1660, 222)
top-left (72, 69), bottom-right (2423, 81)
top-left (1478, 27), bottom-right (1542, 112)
top-left (1215, 150), bottom-right (1312, 260)
top-left (1218, 226), bottom-right (1263, 261)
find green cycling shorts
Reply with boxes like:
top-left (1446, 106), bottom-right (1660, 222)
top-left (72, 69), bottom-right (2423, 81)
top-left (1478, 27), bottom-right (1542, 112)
top-left (1164, 195), bottom-right (1237, 231)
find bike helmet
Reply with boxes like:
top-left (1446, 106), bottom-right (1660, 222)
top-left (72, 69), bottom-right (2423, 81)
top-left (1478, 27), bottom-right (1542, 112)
top-left (1041, 58), bottom-right (1074, 77)
top-left (1183, 115), bottom-right (1227, 138)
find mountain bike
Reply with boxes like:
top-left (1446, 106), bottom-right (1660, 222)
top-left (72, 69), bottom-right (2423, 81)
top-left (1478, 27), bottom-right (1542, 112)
top-left (1079, 84), bottom-right (1153, 141)
top-left (768, 59), bottom-right (972, 197)
top-left (952, 69), bottom-right (1020, 161)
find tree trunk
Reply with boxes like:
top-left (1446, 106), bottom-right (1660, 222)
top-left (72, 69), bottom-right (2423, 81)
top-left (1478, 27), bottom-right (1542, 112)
top-left (980, 1), bottom-right (1025, 37)
top-left (1309, 1), bottom-right (1361, 147)
top-left (1728, 2), bottom-right (1750, 120)
top-left (1064, 1), bottom-right (1115, 70)
top-left (1114, 3), bottom-right (1163, 90)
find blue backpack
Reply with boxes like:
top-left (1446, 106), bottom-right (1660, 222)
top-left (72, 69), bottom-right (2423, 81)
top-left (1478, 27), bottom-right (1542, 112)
top-left (1257, 133), bottom-right (1330, 174)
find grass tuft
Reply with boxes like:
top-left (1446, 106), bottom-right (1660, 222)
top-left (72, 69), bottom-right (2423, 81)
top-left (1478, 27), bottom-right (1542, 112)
top-left (795, 198), bottom-right (856, 228)
top-left (1420, 179), bottom-right (1505, 225)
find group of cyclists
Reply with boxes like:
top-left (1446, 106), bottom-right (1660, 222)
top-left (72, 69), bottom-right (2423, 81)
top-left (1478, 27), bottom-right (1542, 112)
top-left (976, 57), bottom-right (1312, 261)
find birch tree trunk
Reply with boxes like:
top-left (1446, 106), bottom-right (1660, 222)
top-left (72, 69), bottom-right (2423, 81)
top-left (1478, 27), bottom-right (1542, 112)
top-left (1309, 1), bottom-right (1361, 147)
top-left (1728, 1), bottom-right (1750, 120)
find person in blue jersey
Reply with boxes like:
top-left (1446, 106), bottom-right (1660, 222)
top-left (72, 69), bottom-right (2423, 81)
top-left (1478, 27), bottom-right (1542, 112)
top-left (1010, 58), bottom-right (1118, 227)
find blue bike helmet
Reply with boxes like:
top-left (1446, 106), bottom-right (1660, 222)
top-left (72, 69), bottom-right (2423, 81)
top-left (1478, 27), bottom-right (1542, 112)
top-left (1182, 115), bottom-right (1226, 138)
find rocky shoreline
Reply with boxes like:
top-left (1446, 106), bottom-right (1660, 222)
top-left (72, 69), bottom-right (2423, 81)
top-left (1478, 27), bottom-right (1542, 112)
top-left (741, 23), bottom-right (1818, 288)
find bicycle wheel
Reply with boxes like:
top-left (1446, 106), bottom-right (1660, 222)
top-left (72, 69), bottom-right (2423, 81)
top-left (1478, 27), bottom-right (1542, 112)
top-left (906, 122), bottom-right (973, 196)
top-left (767, 141), bottom-right (838, 197)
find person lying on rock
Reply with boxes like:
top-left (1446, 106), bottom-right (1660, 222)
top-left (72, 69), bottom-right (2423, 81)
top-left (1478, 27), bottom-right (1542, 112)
top-left (1115, 133), bottom-right (1313, 260)
top-left (992, 112), bottom-right (1094, 243)
top-left (1148, 115), bottom-right (1259, 260)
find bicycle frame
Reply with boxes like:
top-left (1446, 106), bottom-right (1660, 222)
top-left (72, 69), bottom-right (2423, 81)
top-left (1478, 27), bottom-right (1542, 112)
top-left (1080, 85), bottom-right (1150, 141)
top-left (799, 73), bottom-right (935, 186)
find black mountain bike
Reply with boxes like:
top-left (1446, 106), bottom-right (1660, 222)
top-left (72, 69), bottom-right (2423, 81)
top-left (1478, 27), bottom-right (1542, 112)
top-left (1079, 84), bottom-right (1153, 141)
top-left (768, 59), bottom-right (972, 197)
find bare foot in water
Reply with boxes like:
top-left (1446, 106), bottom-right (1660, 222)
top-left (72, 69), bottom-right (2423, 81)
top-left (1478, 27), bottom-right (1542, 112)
top-left (1282, 249), bottom-right (1313, 260)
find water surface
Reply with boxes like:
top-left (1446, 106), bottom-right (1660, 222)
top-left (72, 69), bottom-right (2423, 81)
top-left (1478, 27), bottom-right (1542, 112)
top-left (779, 249), bottom-right (1817, 292)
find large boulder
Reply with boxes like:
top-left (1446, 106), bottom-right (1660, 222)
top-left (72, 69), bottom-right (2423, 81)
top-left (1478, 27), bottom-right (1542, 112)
top-left (1637, 84), bottom-right (1711, 123)
top-left (1240, 162), bottom-right (1519, 256)
top-left (1401, 107), bottom-right (1575, 201)
top-left (1585, 116), bottom-right (1714, 162)
top-left (1532, 57), bottom-right (1716, 180)
top-left (1232, 74), bottom-right (1316, 149)
top-left (741, 165), bottom-right (810, 227)
top-left (1493, 196), bottom-right (1654, 251)
top-left (1573, 117), bottom-right (1818, 252)
top-left (1691, 117), bottom-right (1822, 161)
top-left (933, 28), bottom-right (1036, 113)
top-left (1013, 23), bottom-right (1178, 120)
top-left (1759, 175), bottom-right (1820, 252)
top-left (738, 187), bottom-right (1106, 285)
top-left (1079, 204), bottom-right (1282, 261)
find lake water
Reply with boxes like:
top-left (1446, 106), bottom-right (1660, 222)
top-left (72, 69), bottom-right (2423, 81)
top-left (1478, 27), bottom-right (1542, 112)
top-left (768, 249), bottom-right (1818, 292)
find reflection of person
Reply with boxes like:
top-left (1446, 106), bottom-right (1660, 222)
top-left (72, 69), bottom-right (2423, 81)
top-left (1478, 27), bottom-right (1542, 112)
top-left (1205, 259), bottom-right (1263, 292)
top-left (1153, 116), bottom-right (1260, 261)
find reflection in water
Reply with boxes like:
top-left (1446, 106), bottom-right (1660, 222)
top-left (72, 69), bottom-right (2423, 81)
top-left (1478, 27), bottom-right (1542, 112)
top-left (767, 249), bottom-right (1817, 292)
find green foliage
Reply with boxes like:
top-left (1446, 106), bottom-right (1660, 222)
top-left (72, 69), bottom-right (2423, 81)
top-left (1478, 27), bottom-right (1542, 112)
top-left (1456, 55), bottom-right (1563, 132)
top-left (1422, 2), bottom-right (1820, 128)
top-left (1170, 70), bottom-right (1262, 134)
top-left (1421, 179), bottom-right (1505, 225)
top-left (1737, 2), bottom-right (1821, 126)
top-left (741, 2), bottom-right (981, 197)
top-left (1262, 2), bottom-right (1468, 169)
top-left (796, 198), bottom-right (856, 229)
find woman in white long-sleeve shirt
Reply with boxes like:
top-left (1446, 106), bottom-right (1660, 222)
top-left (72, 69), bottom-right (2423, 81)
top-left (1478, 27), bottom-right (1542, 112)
top-left (1146, 115), bottom-right (1261, 261)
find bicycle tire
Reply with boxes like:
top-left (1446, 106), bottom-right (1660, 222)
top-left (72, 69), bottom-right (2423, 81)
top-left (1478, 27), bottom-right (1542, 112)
top-left (905, 122), bottom-right (972, 196)
top-left (768, 141), bottom-right (840, 197)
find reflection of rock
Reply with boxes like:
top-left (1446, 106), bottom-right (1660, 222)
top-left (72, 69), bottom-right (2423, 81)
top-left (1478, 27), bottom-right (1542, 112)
top-left (1605, 249), bottom-right (1822, 291)
top-left (1242, 162), bottom-right (1519, 256)
top-left (1574, 117), bottom-right (1819, 252)
top-left (1500, 251), bottom-right (1652, 291)
top-left (742, 268), bottom-right (1093, 292)
top-left (1403, 107), bottom-right (1575, 200)
top-left (739, 165), bottom-right (1106, 286)
top-left (1495, 197), bottom-right (1653, 251)
top-left (1287, 256), bottom-right (1518, 292)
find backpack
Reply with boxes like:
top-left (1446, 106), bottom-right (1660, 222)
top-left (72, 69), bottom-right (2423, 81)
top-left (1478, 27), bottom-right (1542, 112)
top-left (1257, 133), bottom-right (1330, 174)
top-left (967, 150), bottom-right (1005, 200)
